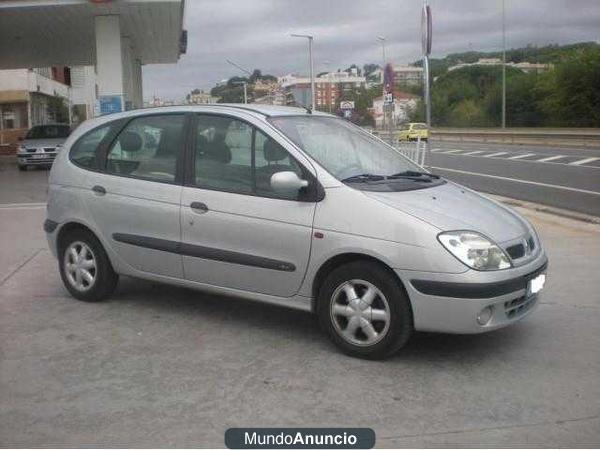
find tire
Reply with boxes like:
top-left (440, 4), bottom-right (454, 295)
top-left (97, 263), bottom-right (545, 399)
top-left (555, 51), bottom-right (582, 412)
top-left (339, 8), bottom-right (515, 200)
top-left (18, 165), bottom-right (27, 171)
top-left (58, 228), bottom-right (118, 302)
top-left (317, 261), bottom-right (413, 359)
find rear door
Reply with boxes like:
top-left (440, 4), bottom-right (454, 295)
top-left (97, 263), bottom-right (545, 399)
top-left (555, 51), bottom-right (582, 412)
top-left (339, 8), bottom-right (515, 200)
top-left (81, 113), bottom-right (188, 278)
top-left (180, 113), bottom-right (318, 297)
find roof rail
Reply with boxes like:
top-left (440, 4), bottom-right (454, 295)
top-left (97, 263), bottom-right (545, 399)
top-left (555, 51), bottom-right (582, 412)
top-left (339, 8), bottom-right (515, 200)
top-left (203, 104), bottom-right (273, 117)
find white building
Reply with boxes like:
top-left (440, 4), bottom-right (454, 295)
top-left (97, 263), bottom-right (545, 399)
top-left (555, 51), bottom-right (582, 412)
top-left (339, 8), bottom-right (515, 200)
top-left (448, 58), bottom-right (552, 74)
top-left (0, 68), bottom-right (70, 141)
top-left (371, 91), bottom-right (419, 128)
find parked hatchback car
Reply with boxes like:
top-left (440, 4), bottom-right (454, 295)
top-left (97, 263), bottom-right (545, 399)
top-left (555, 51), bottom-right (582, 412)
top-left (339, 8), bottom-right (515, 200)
top-left (45, 105), bottom-right (547, 359)
top-left (17, 124), bottom-right (71, 170)
top-left (397, 122), bottom-right (429, 142)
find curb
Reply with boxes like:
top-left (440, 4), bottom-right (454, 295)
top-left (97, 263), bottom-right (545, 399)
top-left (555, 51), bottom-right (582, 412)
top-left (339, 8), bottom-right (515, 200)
top-left (489, 194), bottom-right (600, 225)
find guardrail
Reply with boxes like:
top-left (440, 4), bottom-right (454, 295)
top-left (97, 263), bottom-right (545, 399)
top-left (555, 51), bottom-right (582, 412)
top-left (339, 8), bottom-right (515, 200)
top-left (431, 128), bottom-right (600, 147)
top-left (372, 127), bottom-right (600, 148)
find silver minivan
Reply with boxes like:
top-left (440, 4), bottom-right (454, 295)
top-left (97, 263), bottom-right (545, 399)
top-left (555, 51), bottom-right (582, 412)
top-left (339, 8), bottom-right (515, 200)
top-left (45, 105), bottom-right (547, 359)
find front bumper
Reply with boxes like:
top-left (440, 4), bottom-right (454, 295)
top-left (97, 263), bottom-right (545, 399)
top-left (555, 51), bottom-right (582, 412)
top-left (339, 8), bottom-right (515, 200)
top-left (17, 153), bottom-right (57, 165)
top-left (397, 251), bottom-right (548, 334)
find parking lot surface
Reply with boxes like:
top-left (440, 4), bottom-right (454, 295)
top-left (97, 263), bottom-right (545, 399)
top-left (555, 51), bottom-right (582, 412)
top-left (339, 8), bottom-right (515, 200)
top-left (1, 163), bottom-right (599, 448)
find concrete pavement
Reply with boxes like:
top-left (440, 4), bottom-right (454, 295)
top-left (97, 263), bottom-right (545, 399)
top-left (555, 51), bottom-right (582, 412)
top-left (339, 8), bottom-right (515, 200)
top-left (1, 199), bottom-right (599, 447)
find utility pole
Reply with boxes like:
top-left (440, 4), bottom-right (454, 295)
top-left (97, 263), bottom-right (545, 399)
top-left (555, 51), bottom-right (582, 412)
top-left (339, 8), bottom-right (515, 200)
top-left (291, 34), bottom-right (315, 110)
top-left (501, 0), bottom-right (507, 128)
top-left (226, 59), bottom-right (252, 104)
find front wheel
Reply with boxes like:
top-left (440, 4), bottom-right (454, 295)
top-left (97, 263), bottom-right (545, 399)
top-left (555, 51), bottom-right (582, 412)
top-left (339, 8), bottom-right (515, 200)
top-left (59, 229), bottom-right (118, 302)
top-left (18, 165), bottom-right (27, 171)
top-left (317, 261), bottom-right (413, 359)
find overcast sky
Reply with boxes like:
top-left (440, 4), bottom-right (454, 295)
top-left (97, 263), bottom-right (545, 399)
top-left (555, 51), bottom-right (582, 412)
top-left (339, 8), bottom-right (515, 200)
top-left (143, 0), bottom-right (600, 101)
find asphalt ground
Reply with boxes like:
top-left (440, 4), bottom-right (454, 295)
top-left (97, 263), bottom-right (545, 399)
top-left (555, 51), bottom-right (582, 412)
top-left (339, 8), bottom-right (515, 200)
top-left (425, 140), bottom-right (600, 217)
top-left (0, 156), bottom-right (599, 447)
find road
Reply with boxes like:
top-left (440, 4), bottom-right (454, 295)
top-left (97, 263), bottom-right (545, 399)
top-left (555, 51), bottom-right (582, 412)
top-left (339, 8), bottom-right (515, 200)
top-left (1, 158), bottom-right (599, 447)
top-left (425, 140), bottom-right (600, 217)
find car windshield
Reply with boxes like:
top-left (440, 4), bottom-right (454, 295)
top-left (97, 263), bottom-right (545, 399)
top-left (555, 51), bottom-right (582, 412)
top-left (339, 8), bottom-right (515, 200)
top-left (26, 125), bottom-right (70, 139)
top-left (268, 116), bottom-right (420, 181)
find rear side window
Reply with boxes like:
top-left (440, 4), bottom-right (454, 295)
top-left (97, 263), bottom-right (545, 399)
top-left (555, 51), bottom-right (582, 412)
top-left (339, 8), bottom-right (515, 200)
top-left (106, 114), bottom-right (185, 183)
top-left (70, 125), bottom-right (111, 169)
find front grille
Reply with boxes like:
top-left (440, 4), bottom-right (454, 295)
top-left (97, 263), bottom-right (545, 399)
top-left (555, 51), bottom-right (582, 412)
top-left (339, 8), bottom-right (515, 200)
top-left (26, 148), bottom-right (37, 153)
top-left (43, 147), bottom-right (56, 152)
top-left (506, 243), bottom-right (525, 259)
top-left (504, 295), bottom-right (537, 319)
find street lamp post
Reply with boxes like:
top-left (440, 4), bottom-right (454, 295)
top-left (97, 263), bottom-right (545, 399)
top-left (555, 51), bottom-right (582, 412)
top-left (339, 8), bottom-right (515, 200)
top-left (377, 36), bottom-right (387, 129)
top-left (501, 0), bottom-right (506, 128)
top-left (291, 34), bottom-right (315, 111)
top-left (233, 81), bottom-right (248, 104)
top-left (226, 59), bottom-right (252, 104)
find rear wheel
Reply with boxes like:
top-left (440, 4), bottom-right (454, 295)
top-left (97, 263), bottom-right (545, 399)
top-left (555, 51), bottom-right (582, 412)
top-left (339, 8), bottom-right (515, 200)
top-left (59, 229), bottom-right (118, 302)
top-left (317, 261), bottom-right (413, 359)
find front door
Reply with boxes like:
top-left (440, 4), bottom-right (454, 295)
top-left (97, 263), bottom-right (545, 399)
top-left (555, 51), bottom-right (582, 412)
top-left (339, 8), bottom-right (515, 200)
top-left (180, 113), bottom-right (316, 297)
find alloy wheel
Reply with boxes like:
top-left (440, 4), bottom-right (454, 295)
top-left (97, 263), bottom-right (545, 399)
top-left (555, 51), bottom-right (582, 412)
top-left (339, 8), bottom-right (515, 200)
top-left (330, 279), bottom-right (391, 347)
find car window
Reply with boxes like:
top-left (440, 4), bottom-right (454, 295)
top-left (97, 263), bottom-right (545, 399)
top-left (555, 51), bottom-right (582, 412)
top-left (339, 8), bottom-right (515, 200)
top-left (413, 124), bottom-right (427, 130)
top-left (106, 114), bottom-right (185, 182)
top-left (254, 129), bottom-right (303, 199)
top-left (194, 115), bottom-right (304, 200)
top-left (195, 115), bottom-right (253, 194)
top-left (70, 124), bottom-right (111, 169)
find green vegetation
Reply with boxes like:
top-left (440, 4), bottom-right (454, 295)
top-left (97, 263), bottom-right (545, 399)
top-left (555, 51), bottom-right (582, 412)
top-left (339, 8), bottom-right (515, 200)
top-left (208, 69), bottom-right (277, 103)
top-left (410, 44), bottom-right (600, 127)
top-left (47, 95), bottom-right (69, 124)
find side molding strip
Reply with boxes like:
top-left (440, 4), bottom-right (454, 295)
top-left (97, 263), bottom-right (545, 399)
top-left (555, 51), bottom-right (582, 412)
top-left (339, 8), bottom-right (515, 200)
top-left (112, 233), bottom-right (296, 272)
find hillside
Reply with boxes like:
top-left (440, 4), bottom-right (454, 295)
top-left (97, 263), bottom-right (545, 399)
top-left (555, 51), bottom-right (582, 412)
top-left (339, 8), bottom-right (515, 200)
top-left (414, 41), bottom-right (599, 78)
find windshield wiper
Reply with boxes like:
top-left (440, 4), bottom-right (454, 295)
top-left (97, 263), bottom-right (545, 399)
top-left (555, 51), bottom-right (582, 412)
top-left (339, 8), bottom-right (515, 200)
top-left (341, 173), bottom-right (386, 183)
top-left (387, 170), bottom-right (440, 180)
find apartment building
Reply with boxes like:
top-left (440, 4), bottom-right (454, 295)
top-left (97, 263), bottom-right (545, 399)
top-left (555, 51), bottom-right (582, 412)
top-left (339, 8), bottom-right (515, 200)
top-left (280, 70), bottom-right (366, 110)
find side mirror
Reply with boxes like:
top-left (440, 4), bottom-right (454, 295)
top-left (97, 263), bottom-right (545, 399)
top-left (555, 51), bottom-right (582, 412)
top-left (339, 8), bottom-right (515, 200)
top-left (270, 171), bottom-right (308, 195)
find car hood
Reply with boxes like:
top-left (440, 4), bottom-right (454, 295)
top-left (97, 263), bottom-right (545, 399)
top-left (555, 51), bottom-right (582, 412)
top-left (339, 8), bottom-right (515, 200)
top-left (363, 181), bottom-right (528, 243)
top-left (22, 138), bottom-right (66, 148)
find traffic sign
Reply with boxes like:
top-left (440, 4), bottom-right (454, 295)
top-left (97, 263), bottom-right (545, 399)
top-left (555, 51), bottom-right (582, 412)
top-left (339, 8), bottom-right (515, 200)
top-left (340, 100), bottom-right (355, 110)
top-left (384, 93), bottom-right (394, 104)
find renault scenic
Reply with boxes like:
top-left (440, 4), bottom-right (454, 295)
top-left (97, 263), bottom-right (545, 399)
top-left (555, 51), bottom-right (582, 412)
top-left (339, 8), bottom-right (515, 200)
top-left (45, 105), bottom-right (547, 359)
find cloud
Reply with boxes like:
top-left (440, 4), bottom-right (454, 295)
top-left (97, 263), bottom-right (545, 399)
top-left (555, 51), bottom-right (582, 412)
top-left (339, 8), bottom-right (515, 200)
top-left (143, 0), bottom-right (600, 101)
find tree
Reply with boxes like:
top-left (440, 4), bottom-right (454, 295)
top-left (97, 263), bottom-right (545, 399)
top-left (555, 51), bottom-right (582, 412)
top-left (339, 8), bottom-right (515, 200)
top-left (539, 47), bottom-right (600, 127)
top-left (47, 95), bottom-right (69, 124)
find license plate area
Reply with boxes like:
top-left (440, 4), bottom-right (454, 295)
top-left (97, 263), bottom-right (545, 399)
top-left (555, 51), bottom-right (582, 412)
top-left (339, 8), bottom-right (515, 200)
top-left (528, 273), bottom-right (546, 296)
top-left (32, 154), bottom-right (46, 159)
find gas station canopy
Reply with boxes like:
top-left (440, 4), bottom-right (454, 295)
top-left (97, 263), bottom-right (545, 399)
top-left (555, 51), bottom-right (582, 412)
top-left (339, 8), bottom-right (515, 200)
top-left (0, 0), bottom-right (186, 69)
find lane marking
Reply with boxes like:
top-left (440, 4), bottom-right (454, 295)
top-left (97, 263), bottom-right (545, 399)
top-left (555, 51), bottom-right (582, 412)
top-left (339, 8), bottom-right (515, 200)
top-left (0, 202), bottom-right (46, 210)
top-left (569, 157), bottom-right (600, 166)
top-left (428, 166), bottom-right (600, 196)
top-left (484, 152), bottom-right (508, 158)
top-left (439, 149), bottom-right (463, 154)
top-left (536, 155), bottom-right (567, 162)
top-left (508, 153), bottom-right (536, 160)
top-left (462, 150), bottom-right (485, 155)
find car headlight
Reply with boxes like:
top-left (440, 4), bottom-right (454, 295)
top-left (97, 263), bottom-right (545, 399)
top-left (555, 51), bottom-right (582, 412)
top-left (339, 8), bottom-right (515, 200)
top-left (438, 231), bottom-right (512, 271)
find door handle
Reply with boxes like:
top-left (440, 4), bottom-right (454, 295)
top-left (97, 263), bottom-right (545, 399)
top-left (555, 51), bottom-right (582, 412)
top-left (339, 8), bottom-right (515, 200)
top-left (92, 185), bottom-right (106, 195)
top-left (190, 201), bottom-right (209, 213)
